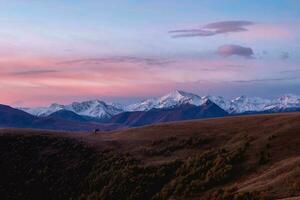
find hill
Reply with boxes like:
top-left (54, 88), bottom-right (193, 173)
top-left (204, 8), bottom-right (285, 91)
top-left (0, 104), bottom-right (37, 128)
top-left (47, 109), bottom-right (89, 122)
top-left (0, 113), bottom-right (300, 200)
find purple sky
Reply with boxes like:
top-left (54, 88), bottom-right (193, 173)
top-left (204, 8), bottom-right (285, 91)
top-left (0, 0), bottom-right (299, 106)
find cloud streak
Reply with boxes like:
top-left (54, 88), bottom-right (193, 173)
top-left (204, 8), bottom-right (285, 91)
top-left (280, 52), bottom-right (290, 60)
top-left (11, 70), bottom-right (59, 76)
top-left (169, 20), bottom-right (254, 38)
top-left (56, 56), bottom-right (173, 67)
top-left (233, 77), bottom-right (298, 83)
top-left (281, 69), bottom-right (300, 74)
top-left (217, 44), bottom-right (254, 58)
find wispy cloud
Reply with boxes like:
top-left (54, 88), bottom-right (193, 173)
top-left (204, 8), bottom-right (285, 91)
top-left (281, 69), bottom-right (300, 74)
top-left (56, 56), bottom-right (173, 66)
top-left (169, 20), bottom-right (254, 38)
top-left (280, 52), bottom-right (290, 60)
top-left (233, 77), bottom-right (298, 83)
top-left (11, 70), bottom-right (59, 76)
top-left (217, 44), bottom-right (254, 58)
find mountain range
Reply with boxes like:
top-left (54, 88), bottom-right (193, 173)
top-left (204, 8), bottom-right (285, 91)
top-left (0, 104), bottom-right (122, 131)
top-left (19, 90), bottom-right (300, 119)
top-left (0, 90), bottom-right (298, 131)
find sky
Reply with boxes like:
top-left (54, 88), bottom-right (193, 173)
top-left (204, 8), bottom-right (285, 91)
top-left (0, 0), bottom-right (299, 106)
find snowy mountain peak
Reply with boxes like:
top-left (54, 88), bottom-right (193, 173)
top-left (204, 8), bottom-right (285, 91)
top-left (49, 103), bottom-right (64, 109)
top-left (159, 90), bottom-right (201, 105)
top-left (126, 91), bottom-right (300, 114)
top-left (269, 94), bottom-right (300, 109)
top-left (165, 90), bottom-right (184, 96)
top-left (164, 90), bottom-right (194, 98)
top-left (127, 90), bottom-right (203, 111)
top-left (277, 94), bottom-right (300, 103)
top-left (65, 100), bottom-right (123, 119)
top-left (233, 95), bottom-right (248, 102)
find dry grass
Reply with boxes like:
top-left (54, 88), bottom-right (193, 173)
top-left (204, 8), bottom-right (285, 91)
top-left (84, 112), bottom-right (300, 198)
top-left (1, 112), bottom-right (300, 199)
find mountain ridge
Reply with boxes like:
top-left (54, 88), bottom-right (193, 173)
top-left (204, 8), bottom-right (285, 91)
top-left (1, 99), bottom-right (229, 131)
top-left (18, 90), bottom-right (300, 120)
top-left (0, 104), bottom-right (123, 131)
top-left (109, 100), bottom-right (228, 127)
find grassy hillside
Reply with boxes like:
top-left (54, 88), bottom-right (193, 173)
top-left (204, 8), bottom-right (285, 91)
top-left (1, 113), bottom-right (300, 200)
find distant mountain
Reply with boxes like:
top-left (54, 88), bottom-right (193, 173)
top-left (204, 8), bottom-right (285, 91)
top-left (2, 90), bottom-right (300, 131)
top-left (20, 100), bottom-right (123, 119)
top-left (47, 110), bottom-right (88, 122)
top-left (226, 96), bottom-right (272, 113)
top-left (20, 103), bottom-right (64, 117)
top-left (126, 90), bottom-right (205, 111)
top-left (65, 100), bottom-right (123, 119)
top-left (109, 100), bottom-right (228, 127)
top-left (125, 90), bottom-right (274, 114)
top-left (0, 104), bottom-right (123, 131)
top-left (265, 94), bottom-right (300, 111)
top-left (19, 91), bottom-right (300, 121)
top-left (127, 91), bottom-right (300, 114)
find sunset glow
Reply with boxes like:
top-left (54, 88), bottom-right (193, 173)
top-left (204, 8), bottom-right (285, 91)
top-left (0, 0), bottom-right (299, 106)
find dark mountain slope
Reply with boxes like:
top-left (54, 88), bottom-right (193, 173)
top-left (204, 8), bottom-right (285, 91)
top-left (0, 104), bottom-right (37, 128)
top-left (109, 100), bottom-right (228, 126)
top-left (48, 109), bottom-right (88, 122)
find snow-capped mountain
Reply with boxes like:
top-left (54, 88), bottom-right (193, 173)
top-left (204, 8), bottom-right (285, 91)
top-left (20, 100), bottom-right (123, 119)
top-left (227, 96), bottom-right (272, 113)
top-left (65, 100), bottom-right (123, 119)
top-left (126, 91), bottom-right (253, 113)
top-left (126, 90), bottom-right (204, 111)
top-left (125, 91), bottom-right (300, 114)
top-left (271, 94), bottom-right (300, 109)
top-left (20, 91), bottom-right (300, 119)
top-left (21, 103), bottom-right (64, 117)
top-left (199, 95), bottom-right (231, 112)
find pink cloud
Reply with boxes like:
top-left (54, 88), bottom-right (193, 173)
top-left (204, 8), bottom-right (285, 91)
top-left (217, 44), bottom-right (254, 58)
top-left (0, 56), bottom-right (175, 106)
top-left (234, 23), bottom-right (294, 41)
top-left (169, 20), bottom-right (254, 38)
